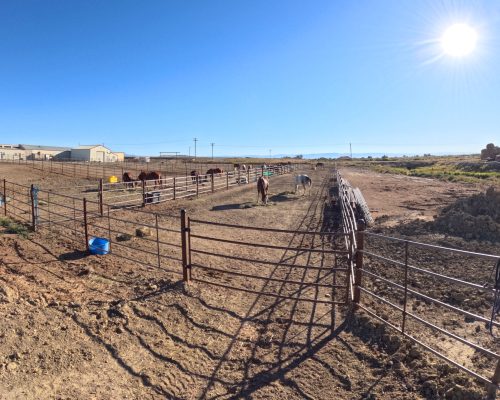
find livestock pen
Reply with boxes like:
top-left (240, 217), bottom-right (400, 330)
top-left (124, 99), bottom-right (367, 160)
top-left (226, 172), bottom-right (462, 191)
top-left (1, 168), bottom-right (499, 398)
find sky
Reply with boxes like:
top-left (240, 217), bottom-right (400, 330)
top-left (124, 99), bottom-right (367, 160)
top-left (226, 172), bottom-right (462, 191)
top-left (1, 0), bottom-right (500, 157)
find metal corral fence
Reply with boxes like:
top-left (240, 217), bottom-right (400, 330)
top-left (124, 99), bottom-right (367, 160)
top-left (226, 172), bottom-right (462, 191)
top-left (2, 164), bottom-right (298, 211)
top-left (335, 170), bottom-right (500, 398)
top-left (185, 217), bottom-right (350, 307)
top-left (3, 170), bottom-right (499, 397)
top-left (1, 178), bottom-right (350, 308)
top-left (0, 157), bottom-right (304, 181)
top-left (100, 164), bottom-right (296, 208)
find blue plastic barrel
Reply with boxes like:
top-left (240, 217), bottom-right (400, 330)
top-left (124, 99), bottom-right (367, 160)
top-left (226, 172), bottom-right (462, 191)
top-left (88, 237), bottom-right (110, 255)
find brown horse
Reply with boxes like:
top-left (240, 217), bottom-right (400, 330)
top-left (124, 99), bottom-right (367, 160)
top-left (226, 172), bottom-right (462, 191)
top-left (206, 168), bottom-right (223, 175)
top-left (257, 176), bottom-right (269, 205)
top-left (122, 172), bottom-right (137, 188)
top-left (138, 171), bottom-right (163, 189)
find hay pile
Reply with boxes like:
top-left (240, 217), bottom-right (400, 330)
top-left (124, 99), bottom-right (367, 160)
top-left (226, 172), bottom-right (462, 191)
top-left (432, 187), bottom-right (500, 242)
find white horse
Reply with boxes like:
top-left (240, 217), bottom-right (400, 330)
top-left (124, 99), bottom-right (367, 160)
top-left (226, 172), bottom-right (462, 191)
top-left (295, 174), bottom-right (312, 195)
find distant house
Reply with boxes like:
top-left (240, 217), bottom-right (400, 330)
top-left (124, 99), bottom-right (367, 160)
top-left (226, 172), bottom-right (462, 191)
top-left (70, 145), bottom-right (121, 162)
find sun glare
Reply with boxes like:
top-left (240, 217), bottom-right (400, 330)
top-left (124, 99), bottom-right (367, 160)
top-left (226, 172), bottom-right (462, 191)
top-left (441, 23), bottom-right (478, 57)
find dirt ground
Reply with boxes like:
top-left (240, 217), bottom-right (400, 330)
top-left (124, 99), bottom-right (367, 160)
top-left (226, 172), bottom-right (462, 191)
top-left (0, 164), bottom-right (498, 399)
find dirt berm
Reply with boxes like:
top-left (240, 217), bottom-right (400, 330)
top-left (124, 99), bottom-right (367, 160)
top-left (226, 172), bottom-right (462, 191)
top-left (431, 187), bottom-right (500, 242)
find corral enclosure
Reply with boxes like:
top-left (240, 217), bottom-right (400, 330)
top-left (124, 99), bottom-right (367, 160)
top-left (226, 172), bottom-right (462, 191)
top-left (0, 160), bottom-right (499, 399)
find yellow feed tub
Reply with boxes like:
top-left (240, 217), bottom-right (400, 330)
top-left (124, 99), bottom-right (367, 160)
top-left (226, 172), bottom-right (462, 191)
top-left (108, 175), bottom-right (118, 183)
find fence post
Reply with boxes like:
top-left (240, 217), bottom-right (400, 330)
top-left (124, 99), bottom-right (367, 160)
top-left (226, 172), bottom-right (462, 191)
top-left (3, 179), bottom-right (6, 216)
top-left (247, 169), bottom-right (250, 184)
top-left (401, 240), bottom-right (409, 334)
top-left (155, 214), bottom-right (161, 269)
top-left (98, 178), bottom-right (104, 216)
top-left (173, 177), bottom-right (176, 200)
top-left (83, 198), bottom-right (89, 251)
top-left (180, 209), bottom-right (191, 282)
top-left (353, 219), bottom-right (366, 305)
top-left (487, 360), bottom-right (500, 399)
top-left (142, 180), bottom-right (146, 207)
top-left (226, 171), bottom-right (229, 190)
top-left (238, 168), bottom-right (241, 185)
top-left (196, 176), bottom-right (199, 197)
top-left (30, 184), bottom-right (39, 232)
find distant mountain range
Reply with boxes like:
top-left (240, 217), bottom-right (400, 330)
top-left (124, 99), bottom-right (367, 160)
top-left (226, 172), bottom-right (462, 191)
top-left (127, 151), bottom-right (472, 159)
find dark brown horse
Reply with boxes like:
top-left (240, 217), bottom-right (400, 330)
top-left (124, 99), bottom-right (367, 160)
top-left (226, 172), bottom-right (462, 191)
top-left (138, 171), bottom-right (163, 189)
top-left (122, 172), bottom-right (137, 188)
top-left (257, 176), bottom-right (269, 205)
top-left (206, 168), bottom-right (223, 175)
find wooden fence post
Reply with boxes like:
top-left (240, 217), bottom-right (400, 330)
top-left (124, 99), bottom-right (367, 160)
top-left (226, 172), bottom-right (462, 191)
top-left (353, 219), bottom-right (366, 306)
top-left (3, 179), bottom-right (6, 216)
top-left (196, 176), bottom-right (199, 197)
top-left (83, 198), bottom-right (89, 251)
top-left (226, 171), bottom-right (229, 190)
top-left (180, 209), bottom-right (191, 282)
top-left (173, 177), bottom-right (176, 200)
top-left (98, 178), bottom-right (104, 216)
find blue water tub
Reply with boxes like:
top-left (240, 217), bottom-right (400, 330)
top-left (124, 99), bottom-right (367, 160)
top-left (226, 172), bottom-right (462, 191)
top-left (88, 237), bottom-right (110, 255)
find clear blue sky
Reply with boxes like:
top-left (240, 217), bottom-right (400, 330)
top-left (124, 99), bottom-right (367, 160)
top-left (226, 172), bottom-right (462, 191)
top-left (1, 1), bottom-right (499, 157)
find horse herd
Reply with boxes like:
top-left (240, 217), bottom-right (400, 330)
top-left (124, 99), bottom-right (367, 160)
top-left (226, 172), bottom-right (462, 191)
top-left (257, 174), bottom-right (312, 205)
top-left (120, 169), bottom-right (312, 206)
top-left (122, 168), bottom-right (225, 188)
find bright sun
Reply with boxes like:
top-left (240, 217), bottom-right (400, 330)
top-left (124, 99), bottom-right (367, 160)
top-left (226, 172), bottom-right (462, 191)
top-left (441, 23), bottom-right (478, 57)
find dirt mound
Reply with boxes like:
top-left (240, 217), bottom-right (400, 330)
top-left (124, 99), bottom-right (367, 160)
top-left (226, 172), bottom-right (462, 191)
top-left (432, 187), bottom-right (500, 242)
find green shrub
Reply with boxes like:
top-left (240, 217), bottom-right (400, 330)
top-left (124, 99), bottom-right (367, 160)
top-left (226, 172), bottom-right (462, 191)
top-left (0, 217), bottom-right (30, 238)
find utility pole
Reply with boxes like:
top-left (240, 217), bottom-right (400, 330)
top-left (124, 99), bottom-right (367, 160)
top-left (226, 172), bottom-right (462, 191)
top-left (211, 143), bottom-right (215, 160)
top-left (350, 142), bottom-right (352, 159)
top-left (193, 138), bottom-right (198, 161)
top-left (188, 146), bottom-right (191, 157)
top-left (269, 149), bottom-right (272, 158)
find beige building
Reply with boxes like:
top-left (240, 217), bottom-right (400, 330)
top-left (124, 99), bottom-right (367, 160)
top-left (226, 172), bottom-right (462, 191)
top-left (0, 143), bottom-right (125, 162)
top-left (70, 145), bottom-right (121, 162)
top-left (0, 144), bottom-right (25, 160)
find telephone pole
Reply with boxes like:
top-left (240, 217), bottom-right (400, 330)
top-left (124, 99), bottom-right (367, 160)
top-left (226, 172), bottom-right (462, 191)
top-left (269, 149), bottom-right (272, 158)
top-left (193, 138), bottom-right (198, 160)
top-left (211, 143), bottom-right (215, 160)
top-left (350, 142), bottom-right (352, 159)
